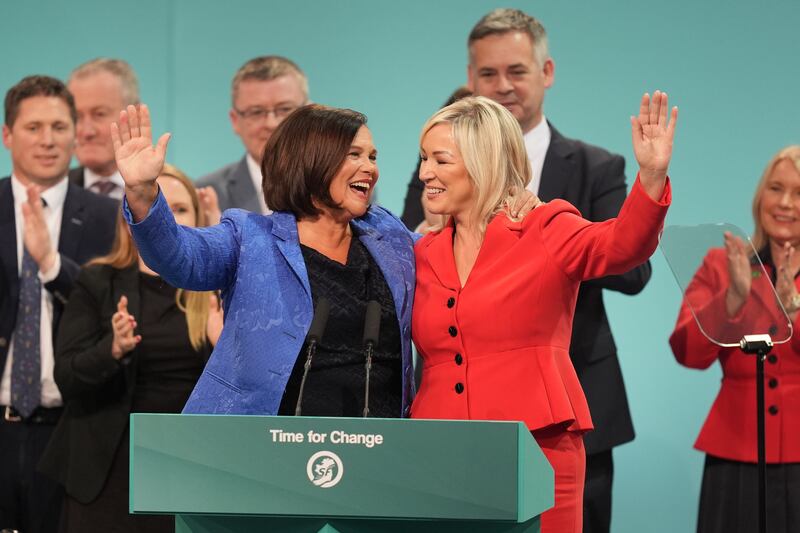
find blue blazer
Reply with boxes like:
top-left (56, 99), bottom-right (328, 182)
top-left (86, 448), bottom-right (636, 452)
top-left (124, 192), bottom-right (417, 416)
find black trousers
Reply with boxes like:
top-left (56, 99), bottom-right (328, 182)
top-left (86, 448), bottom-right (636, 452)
top-left (0, 412), bottom-right (63, 533)
top-left (583, 450), bottom-right (613, 533)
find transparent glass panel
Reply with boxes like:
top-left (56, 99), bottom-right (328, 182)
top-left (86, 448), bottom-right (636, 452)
top-left (659, 223), bottom-right (792, 347)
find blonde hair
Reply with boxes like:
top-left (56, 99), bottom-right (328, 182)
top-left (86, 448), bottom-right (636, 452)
top-left (751, 146), bottom-right (800, 252)
top-left (90, 163), bottom-right (211, 351)
top-left (420, 96), bottom-right (531, 233)
top-left (69, 58), bottom-right (140, 106)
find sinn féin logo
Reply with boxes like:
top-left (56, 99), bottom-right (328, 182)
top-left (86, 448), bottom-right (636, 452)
top-left (306, 451), bottom-right (344, 488)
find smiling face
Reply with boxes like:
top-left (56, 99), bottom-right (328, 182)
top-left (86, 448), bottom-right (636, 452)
top-left (323, 125), bottom-right (378, 221)
top-left (759, 158), bottom-right (800, 247)
top-left (467, 31), bottom-right (553, 134)
top-left (2, 96), bottom-right (75, 188)
top-left (418, 123), bottom-right (475, 220)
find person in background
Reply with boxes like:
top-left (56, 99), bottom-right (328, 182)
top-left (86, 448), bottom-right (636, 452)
top-left (67, 58), bottom-right (139, 200)
top-left (39, 163), bottom-right (221, 533)
top-left (401, 11), bottom-right (654, 530)
top-left (670, 146), bottom-right (800, 533)
top-left (196, 55), bottom-right (309, 214)
top-left (411, 93), bottom-right (676, 533)
top-left (0, 75), bottom-right (117, 533)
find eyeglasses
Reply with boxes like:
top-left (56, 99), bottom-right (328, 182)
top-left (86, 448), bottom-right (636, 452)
top-left (233, 105), bottom-right (301, 122)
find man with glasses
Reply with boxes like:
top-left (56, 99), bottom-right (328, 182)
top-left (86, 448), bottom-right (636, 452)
top-left (196, 56), bottom-right (308, 213)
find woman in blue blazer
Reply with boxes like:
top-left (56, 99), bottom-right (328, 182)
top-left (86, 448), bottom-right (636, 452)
top-left (111, 104), bottom-right (417, 417)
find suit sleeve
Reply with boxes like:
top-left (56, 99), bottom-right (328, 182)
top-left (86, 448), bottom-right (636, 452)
top-left (123, 189), bottom-right (240, 291)
top-left (53, 268), bottom-right (123, 400)
top-left (43, 254), bottom-right (81, 306)
top-left (400, 159), bottom-right (425, 231)
top-left (581, 155), bottom-right (652, 295)
top-left (539, 175), bottom-right (670, 282)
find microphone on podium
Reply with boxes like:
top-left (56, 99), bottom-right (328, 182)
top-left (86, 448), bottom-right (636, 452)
top-left (294, 298), bottom-right (331, 416)
top-left (362, 300), bottom-right (382, 417)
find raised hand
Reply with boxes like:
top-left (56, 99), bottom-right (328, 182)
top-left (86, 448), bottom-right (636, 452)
top-left (21, 184), bottom-right (57, 273)
top-left (111, 295), bottom-right (141, 360)
top-left (723, 232), bottom-right (752, 317)
top-left (110, 104), bottom-right (171, 220)
top-left (631, 90), bottom-right (678, 200)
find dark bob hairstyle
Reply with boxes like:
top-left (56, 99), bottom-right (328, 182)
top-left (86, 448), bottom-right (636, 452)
top-left (261, 104), bottom-right (367, 218)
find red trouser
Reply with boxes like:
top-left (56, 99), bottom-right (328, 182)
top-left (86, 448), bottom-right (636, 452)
top-left (532, 425), bottom-right (586, 533)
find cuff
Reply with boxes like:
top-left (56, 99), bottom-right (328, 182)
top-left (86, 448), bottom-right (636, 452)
top-left (38, 253), bottom-right (61, 283)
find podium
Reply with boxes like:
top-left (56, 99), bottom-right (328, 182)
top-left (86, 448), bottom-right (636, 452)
top-left (130, 414), bottom-right (554, 532)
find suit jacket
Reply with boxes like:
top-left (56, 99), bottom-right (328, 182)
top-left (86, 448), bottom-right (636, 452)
top-left (670, 248), bottom-right (800, 463)
top-left (38, 264), bottom-right (210, 502)
top-left (402, 124), bottom-right (651, 453)
top-left (410, 177), bottom-right (669, 433)
top-left (124, 192), bottom-right (418, 416)
top-left (196, 156), bottom-right (264, 213)
top-left (0, 177), bottom-right (118, 378)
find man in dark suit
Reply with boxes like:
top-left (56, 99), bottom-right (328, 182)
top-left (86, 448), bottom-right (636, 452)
top-left (196, 55), bottom-right (309, 213)
top-left (401, 9), bottom-right (650, 532)
top-left (66, 58), bottom-right (140, 201)
top-left (0, 75), bottom-right (117, 533)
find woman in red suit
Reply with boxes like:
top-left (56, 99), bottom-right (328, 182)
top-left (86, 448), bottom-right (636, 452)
top-left (410, 92), bottom-right (677, 532)
top-left (669, 146), bottom-right (800, 533)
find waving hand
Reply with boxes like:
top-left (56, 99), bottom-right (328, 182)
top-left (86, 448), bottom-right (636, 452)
top-left (631, 90), bottom-right (678, 200)
top-left (111, 104), bottom-right (171, 221)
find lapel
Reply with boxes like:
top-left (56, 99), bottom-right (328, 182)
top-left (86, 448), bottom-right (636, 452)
top-left (226, 157), bottom-right (261, 213)
top-left (421, 220), bottom-right (460, 291)
top-left (67, 166), bottom-right (85, 188)
top-left (352, 219), bottom-right (409, 315)
top-left (271, 212), bottom-right (311, 300)
top-left (538, 123), bottom-right (578, 203)
top-left (0, 178), bottom-right (19, 296)
top-left (59, 184), bottom-right (87, 260)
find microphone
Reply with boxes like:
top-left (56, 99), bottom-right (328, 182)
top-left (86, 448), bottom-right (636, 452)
top-left (294, 298), bottom-right (331, 416)
top-left (362, 300), bottom-right (382, 417)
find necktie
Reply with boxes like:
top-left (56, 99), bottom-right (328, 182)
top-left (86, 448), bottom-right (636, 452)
top-left (90, 180), bottom-right (118, 196)
top-left (11, 247), bottom-right (41, 418)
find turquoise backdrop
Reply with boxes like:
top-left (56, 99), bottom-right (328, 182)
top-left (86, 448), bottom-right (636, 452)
top-left (2, 1), bottom-right (799, 531)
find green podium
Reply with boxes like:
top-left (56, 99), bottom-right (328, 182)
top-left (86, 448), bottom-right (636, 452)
top-left (130, 414), bottom-right (554, 532)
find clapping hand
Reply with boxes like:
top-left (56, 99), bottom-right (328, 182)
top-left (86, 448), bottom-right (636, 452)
top-left (198, 187), bottom-right (222, 226)
top-left (21, 184), bottom-right (57, 273)
top-left (111, 295), bottom-right (141, 360)
top-left (723, 231), bottom-right (752, 317)
top-left (775, 242), bottom-right (800, 315)
top-left (631, 90), bottom-right (678, 200)
top-left (111, 104), bottom-right (171, 221)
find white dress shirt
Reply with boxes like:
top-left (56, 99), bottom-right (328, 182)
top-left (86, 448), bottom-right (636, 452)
top-left (523, 117), bottom-right (552, 196)
top-left (0, 175), bottom-right (67, 408)
top-left (84, 167), bottom-right (125, 200)
top-left (246, 154), bottom-right (271, 215)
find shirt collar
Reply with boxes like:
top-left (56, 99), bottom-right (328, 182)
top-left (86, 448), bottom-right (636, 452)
top-left (84, 167), bottom-right (125, 190)
top-left (10, 173), bottom-right (69, 210)
top-left (523, 115), bottom-right (551, 149)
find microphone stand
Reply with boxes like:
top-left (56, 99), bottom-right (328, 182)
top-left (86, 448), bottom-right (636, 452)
top-left (362, 300), bottom-right (381, 418)
top-left (295, 299), bottom-right (330, 416)
top-left (739, 333), bottom-right (772, 533)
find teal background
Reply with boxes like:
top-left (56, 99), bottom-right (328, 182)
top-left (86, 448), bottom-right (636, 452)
top-left (2, 1), bottom-right (799, 531)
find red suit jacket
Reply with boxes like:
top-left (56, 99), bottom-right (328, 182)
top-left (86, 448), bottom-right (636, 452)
top-left (410, 176), bottom-right (670, 432)
top-left (669, 248), bottom-right (800, 463)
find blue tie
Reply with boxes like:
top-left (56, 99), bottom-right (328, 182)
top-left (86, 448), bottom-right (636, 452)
top-left (11, 248), bottom-right (41, 418)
